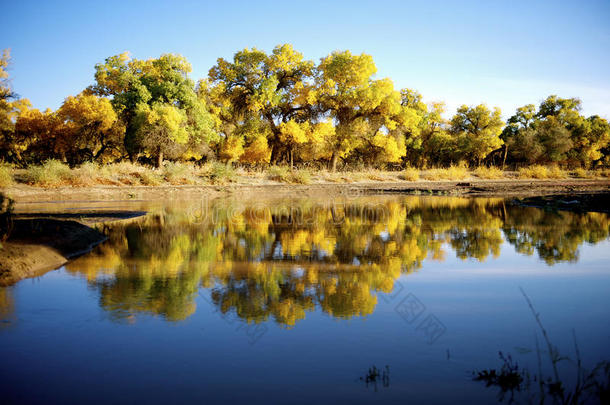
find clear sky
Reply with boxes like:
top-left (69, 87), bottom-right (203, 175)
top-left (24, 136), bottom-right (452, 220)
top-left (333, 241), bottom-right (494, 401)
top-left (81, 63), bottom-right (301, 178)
top-left (3, 0), bottom-right (609, 119)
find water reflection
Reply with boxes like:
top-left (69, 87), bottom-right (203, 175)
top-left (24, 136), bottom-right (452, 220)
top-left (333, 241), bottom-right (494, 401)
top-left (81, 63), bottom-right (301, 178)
top-left (60, 196), bottom-right (610, 326)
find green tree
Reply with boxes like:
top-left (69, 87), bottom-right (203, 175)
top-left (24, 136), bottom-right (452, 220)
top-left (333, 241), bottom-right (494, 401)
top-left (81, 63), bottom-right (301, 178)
top-left (450, 104), bottom-right (504, 166)
top-left (89, 53), bottom-right (216, 165)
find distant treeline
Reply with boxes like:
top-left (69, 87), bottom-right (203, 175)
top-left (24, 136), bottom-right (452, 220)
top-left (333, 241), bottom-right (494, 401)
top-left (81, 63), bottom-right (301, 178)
top-left (1, 45), bottom-right (608, 169)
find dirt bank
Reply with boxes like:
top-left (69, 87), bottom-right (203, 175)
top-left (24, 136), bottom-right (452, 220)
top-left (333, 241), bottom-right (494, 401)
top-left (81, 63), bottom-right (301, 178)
top-left (3, 178), bottom-right (610, 202)
top-left (0, 212), bottom-right (145, 286)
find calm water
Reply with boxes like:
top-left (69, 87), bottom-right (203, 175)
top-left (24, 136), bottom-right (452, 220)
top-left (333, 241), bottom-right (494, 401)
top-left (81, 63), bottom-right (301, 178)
top-left (1, 195), bottom-right (610, 404)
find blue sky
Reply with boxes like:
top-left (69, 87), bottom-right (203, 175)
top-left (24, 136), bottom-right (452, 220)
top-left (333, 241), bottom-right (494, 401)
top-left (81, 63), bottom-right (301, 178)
top-left (2, 0), bottom-right (609, 119)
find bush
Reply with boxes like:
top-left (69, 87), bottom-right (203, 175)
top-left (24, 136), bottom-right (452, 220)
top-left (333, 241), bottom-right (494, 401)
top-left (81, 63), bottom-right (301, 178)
top-left (163, 162), bottom-right (198, 185)
top-left (289, 168), bottom-right (312, 184)
top-left (518, 165), bottom-right (567, 179)
top-left (72, 162), bottom-right (101, 186)
top-left (267, 166), bottom-right (312, 184)
top-left (138, 170), bottom-right (163, 186)
top-left (25, 160), bottom-right (74, 187)
top-left (0, 164), bottom-right (14, 187)
top-left (473, 166), bottom-right (504, 179)
top-left (573, 168), bottom-right (593, 179)
top-left (267, 166), bottom-right (290, 182)
top-left (400, 167), bottom-right (420, 181)
top-left (207, 162), bottom-right (236, 184)
top-left (547, 166), bottom-right (567, 179)
top-left (424, 164), bottom-right (469, 180)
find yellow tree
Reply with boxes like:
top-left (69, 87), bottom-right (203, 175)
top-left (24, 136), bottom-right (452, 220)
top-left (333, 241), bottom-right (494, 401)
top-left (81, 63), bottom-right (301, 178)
top-left (208, 44), bottom-right (315, 165)
top-left (57, 92), bottom-right (126, 163)
top-left (316, 51), bottom-right (412, 169)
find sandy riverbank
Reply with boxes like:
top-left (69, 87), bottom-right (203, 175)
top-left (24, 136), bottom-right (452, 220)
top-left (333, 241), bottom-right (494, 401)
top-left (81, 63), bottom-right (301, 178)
top-left (3, 178), bottom-right (610, 203)
top-left (0, 212), bottom-right (145, 286)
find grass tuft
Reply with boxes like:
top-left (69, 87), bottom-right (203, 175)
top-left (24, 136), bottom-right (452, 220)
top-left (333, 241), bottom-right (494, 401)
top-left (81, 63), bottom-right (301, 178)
top-left (206, 162), bottom-right (236, 184)
top-left (0, 164), bottom-right (14, 187)
top-left (400, 167), bottom-right (420, 181)
top-left (25, 160), bottom-right (74, 187)
top-left (162, 162), bottom-right (198, 185)
top-left (423, 164), bottom-right (469, 180)
top-left (473, 166), bottom-right (504, 179)
top-left (518, 165), bottom-right (567, 179)
top-left (572, 168), bottom-right (594, 179)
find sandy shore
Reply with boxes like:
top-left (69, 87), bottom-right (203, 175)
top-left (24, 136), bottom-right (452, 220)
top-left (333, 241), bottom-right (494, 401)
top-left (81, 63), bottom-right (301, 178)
top-left (3, 178), bottom-right (610, 203)
top-left (0, 212), bottom-right (145, 286)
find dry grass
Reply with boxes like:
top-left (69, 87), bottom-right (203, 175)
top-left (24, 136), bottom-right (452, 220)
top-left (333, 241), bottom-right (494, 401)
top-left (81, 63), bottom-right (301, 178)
top-left (423, 164), bottom-right (469, 180)
top-left (25, 160), bottom-right (74, 187)
top-left (266, 166), bottom-right (312, 184)
top-left (204, 162), bottom-right (236, 184)
top-left (572, 168), bottom-right (594, 179)
top-left (10, 161), bottom-right (606, 188)
top-left (162, 162), bottom-right (198, 185)
top-left (473, 166), bottom-right (504, 179)
top-left (400, 167), bottom-right (420, 181)
top-left (0, 164), bottom-right (14, 187)
top-left (518, 165), bottom-right (568, 179)
top-left (596, 168), bottom-right (610, 178)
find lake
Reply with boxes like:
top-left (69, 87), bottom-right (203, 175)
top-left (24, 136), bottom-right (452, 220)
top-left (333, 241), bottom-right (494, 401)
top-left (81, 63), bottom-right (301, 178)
top-left (1, 195), bottom-right (610, 404)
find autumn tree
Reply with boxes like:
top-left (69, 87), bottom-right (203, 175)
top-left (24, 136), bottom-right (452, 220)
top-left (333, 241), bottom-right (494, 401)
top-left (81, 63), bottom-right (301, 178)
top-left (56, 92), bottom-right (125, 164)
top-left (316, 51), bottom-right (415, 169)
top-left (208, 44), bottom-right (315, 165)
top-left (89, 53), bottom-right (216, 165)
top-left (449, 104), bottom-right (504, 166)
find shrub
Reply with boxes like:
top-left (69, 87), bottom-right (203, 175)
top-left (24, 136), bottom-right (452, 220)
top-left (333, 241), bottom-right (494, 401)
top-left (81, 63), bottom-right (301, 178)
top-left (0, 164), bottom-right (14, 187)
top-left (267, 166), bottom-right (290, 182)
top-left (400, 167), bottom-right (420, 181)
top-left (266, 166), bottom-right (313, 184)
top-left (573, 168), bottom-right (593, 179)
top-left (25, 160), bottom-right (74, 187)
top-left (424, 164), bottom-right (469, 180)
top-left (547, 166), bottom-right (567, 179)
top-left (207, 162), bottom-right (236, 184)
top-left (163, 162), bottom-right (198, 185)
top-left (139, 171), bottom-right (163, 186)
top-left (289, 168), bottom-right (312, 184)
top-left (473, 166), bottom-right (504, 179)
top-left (518, 165), bottom-right (567, 179)
top-left (71, 162), bottom-right (101, 186)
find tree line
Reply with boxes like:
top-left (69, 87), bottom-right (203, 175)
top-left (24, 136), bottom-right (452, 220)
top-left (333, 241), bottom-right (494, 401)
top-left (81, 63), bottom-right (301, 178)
top-left (1, 45), bottom-right (609, 170)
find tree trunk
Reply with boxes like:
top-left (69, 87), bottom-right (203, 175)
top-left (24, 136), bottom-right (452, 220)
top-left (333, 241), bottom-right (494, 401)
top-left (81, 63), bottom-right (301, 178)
top-left (502, 144), bottom-right (508, 170)
top-left (330, 152), bottom-right (339, 172)
top-left (290, 149), bottom-right (293, 169)
top-left (156, 150), bottom-right (163, 168)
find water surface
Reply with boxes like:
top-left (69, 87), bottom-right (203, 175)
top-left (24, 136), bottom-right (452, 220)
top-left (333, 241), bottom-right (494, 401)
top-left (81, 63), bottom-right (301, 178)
top-left (2, 196), bottom-right (610, 404)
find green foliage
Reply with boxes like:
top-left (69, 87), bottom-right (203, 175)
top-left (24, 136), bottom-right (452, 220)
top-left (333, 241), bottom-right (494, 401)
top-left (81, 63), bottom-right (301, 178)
top-left (206, 162), bottom-right (236, 184)
top-left (450, 104), bottom-right (504, 166)
top-left (25, 159), bottom-right (73, 186)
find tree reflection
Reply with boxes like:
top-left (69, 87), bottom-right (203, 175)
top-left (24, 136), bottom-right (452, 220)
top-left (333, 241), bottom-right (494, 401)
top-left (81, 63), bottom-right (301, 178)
top-left (64, 196), bottom-right (610, 326)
